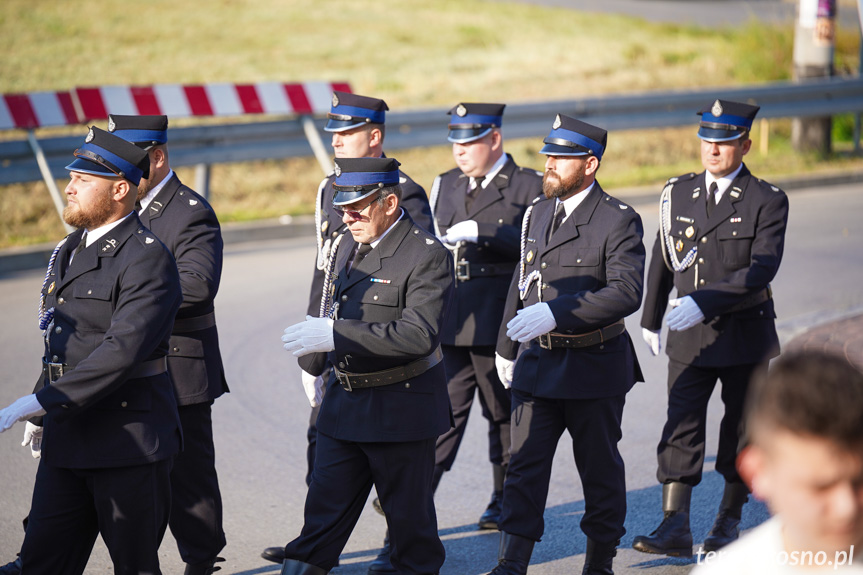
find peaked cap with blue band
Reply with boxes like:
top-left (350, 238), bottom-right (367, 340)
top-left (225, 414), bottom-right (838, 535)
top-left (332, 157), bottom-right (402, 205)
top-left (325, 91), bottom-right (389, 133)
top-left (540, 114), bottom-right (607, 160)
top-left (697, 99), bottom-right (760, 142)
top-left (108, 114), bottom-right (168, 148)
top-left (447, 103), bottom-right (505, 144)
top-left (65, 127), bottom-right (150, 186)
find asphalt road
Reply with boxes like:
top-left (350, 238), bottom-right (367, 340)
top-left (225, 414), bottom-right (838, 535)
top-left (1, 181), bottom-right (862, 574)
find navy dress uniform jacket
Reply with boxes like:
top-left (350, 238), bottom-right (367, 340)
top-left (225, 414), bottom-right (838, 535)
top-left (35, 214), bottom-right (183, 469)
top-left (307, 169), bottom-right (433, 318)
top-left (300, 214), bottom-right (454, 443)
top-left (431, 155), bottom-right (543, 346)
top-left (640, 164), bottom-right (788, 366)
top-left (139, 173), bottom-right (229, 404)
top-left (497, 185), bottom-right (645, 399)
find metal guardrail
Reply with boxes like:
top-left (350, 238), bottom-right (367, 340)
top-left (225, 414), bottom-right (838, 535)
top-left (2, 76), bottom-right (862, 190)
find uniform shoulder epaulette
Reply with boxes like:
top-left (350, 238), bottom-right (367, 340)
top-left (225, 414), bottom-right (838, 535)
top-left (602, 194), bottom-right (633, 211)
top-left (666, 172), bottom-right (697, 185)
top-left (133, 227), bottom-right (160, 247)
top-left (755, 177), bottom-right (784, 193)
top-left (176, 188), bottom-right (208, 211)
top-left (410, 225), bottom-right (440, 247)
top-left (517, 166), bottom-right (543, 177)
top-left (532, 195), bottom-right (544, 204)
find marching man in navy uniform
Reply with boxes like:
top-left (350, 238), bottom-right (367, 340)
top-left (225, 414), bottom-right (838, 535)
top-left (108, 114), bottom-right (229, 575)
top-left (489, 115), bottom-right (645, 575)
top-left (0, 127), bottom-right (183, 575)
top-left (430, 102), bottom-right (542, 526)
top-left (276, 157), bottom-right (454, 575)
top-left (632, 100), bottom-right (788, 557)
top-left (262, 90), bottom-right (435, 568)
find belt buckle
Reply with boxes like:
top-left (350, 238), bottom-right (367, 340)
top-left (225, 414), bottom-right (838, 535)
top-left (48, 361), bottom-right (65, 383)
top-left (456, 259), bottom-right (471, 281)
top-left (338, 371), bottom-right (353, 392)
top-left (538, 333), bottom-right (552, 350)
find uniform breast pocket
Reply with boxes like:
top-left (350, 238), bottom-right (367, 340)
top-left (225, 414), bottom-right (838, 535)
top-left (717, 222), bottom-right (755, 267)
top-left (560, 247), bottom-right (600, 267)
top-left (72, 282), bottom-right (114, 328)
top-left (359, 284), bottom-right (400, 307)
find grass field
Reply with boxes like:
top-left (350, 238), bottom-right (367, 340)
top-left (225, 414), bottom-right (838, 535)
top-left (1, 0), bottom-right (861, 247)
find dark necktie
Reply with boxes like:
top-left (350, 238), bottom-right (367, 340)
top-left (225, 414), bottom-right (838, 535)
top-left (73, 231), bottom-right (88, 258)
top-left (465, 176), bottom-right (484, 212)
top-left (707, 181), bottom-right (718, 217)
top-left (135, 200), bottom-right (143, 212)
top-left (348, 243), bottom-right (372, 277)
top-left (548, 202), bottom-right (566, 241)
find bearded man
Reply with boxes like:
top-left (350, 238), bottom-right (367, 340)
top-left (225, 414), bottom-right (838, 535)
top-left (486, 115), bottom-right (646, 575)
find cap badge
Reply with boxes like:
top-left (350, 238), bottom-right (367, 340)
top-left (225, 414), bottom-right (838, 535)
top-left (85, 128), bottom-right (95, 143)
top-left (334, 164), bottom-right (341, 177)
top-left (456, 104), bottom-right (467, 117)
top-left (711, 99), bottom-right (723, 117)
top-left (685, 226), bottom-right (695, 238)
top-left (332, 93), bottom-right (339, 108)
top-left (107, 118), bottom-right (116, 132)
top-left (675, 239), bottom-right (684, 252)
top-left (526, 250), bottom-right (534, 263)
top-left (552, 114), bottom-right (562, 130)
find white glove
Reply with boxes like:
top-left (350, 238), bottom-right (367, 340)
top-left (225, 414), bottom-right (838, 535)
top-left (440, 220), bottom-right (478, 245)
top-left (666, 296), bottom-right (705, 331)
top-left (301, 370), bottom-right (324, 408)
top-left (506, 302), bottom-right (557, 343)
top-left (642, 328), bottom-right (661, 356)
top-left (495, 353), bottom-right (515, 389)
top-left (22, 422), bottom-right (43, 459)
top-left (282, 316), bottom-right (335, 357)
top-left (0, 394), bottom-right (46, 433)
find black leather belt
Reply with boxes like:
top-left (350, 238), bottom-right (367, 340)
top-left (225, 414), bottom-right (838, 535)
top-left (724, 286), bottom-right (772, 314)
top-left (535, 320), bottom-right (626, 350)
top-left (455, 260), bottom-right (517, 282)
top-left (42, 357), bottom-right (168, 385)
top-left (333, 347), bottom-right (444, 391)
top-left (173, 311), bottom-right (216, 334)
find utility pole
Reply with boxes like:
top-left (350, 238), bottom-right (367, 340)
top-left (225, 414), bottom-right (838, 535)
top-left (792, 0), bottom-right (836, 154)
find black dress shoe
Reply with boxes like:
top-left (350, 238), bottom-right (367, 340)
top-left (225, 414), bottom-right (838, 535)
top-left (478, 490), bottom-right (503, 530)
top-left (183, 556), bottom-right (224, 575)
top-left (262, 547), bottom-right (287, 564)
top-left (0, 557), bottom-right (21, 575)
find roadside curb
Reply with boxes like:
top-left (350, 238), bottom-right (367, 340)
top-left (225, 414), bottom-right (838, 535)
top-left (2, 170), bottom-right (861, 276)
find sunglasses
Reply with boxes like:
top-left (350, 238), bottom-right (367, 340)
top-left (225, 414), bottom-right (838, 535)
top-left (333, 197), bottom-right (379, 220)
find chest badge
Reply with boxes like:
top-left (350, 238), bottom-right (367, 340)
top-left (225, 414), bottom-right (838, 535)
top-left (675, 239), bottom-right (684, 253)
top-left (526, 250), bottom-right (535, 263)
top-left (685, 226), bottom-right (695, 239)
top-left (321, 220), bottom-right (329, 234)
top-left (47, 281), bottom-right (55, 295)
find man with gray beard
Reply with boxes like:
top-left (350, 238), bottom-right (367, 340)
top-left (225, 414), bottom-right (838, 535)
top-left (487, 115), bottom-right (645, 575)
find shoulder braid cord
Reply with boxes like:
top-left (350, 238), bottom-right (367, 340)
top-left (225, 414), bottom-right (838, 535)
top-left (319, 232), bottom-right (346, 319)
top-left (314, 177), bottom-right (329, 271)
top-left (517, 204), bottom-right (542, 302)
top-left (428, 175), bottom-right (442, 238)
top-left (659, 183), bottom-right (698, 272)
top-left (38, 237), bottom-right (68, 332)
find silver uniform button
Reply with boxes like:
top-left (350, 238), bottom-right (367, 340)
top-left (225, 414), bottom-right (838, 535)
top-left (54, 326), bottom-right (62, 334)
top-left (121, 401), bottom-right (128, 408)
top-left (57, 297), bottom-right (65, 304)
top-left (732, 231), bottom-right (738, 236)
top-left (404, 383), bottom-right (411, 389)
top-left (541, 262), bottom-right (547, 269)
top-left (52, 355), bottom-right (59, 362)
top-left (699, 279), bottom-right (706, 286)
top-left (698, 258), bottom-right (704, 264)
top-left (373, 295), bottom-right (379, 301)
top-left (701, 237), bottom-right (708, 244)
top-left (341, 295), bottom-right (348, 302)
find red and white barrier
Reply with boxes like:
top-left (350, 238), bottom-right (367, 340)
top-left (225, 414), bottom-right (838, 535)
top-left (0, 81), bottom-right (351, 130)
